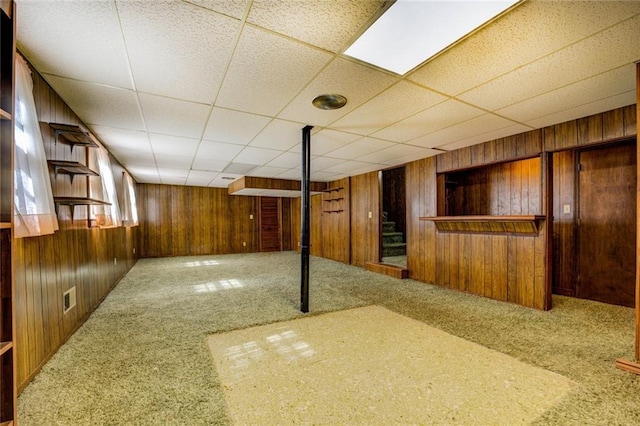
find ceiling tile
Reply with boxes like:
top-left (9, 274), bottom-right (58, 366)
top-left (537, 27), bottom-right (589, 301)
top-left (158, 168), bottom-right (189, 179)
top-left (233, 146), bottom-right (283, 165)
top-left (372, 100), bottom-right (485, 143)
top-left (309, 170), bottom-right (342, 181)
top-left (381, 149), bottom-right (440, 166)
top-left (248, 166), bottom-right (290, 178)
top-left (266, 152), bottom-right (301, 169)
top-left (184, 0), bottom-right (248, 19)
top-left (458, 14), bottom-right (640, 111)
top-left (90, 125), bottom-right (152, 154)
top-left (250, 119), bottom-right (307, 151)
top-left (436, 123), bottom-right (532, 152)
top-left (358, 143), bottom-right (433, 164)
top-left (289, 129), bottom-right (362, 155)
top-left (332, 81), bottom-right (448, 136)
top-left (191, 158), bottom-right (230, 172)
top-left (203, 108), bottom-right (271, 145)
top-left (17, 1), bottom-right (133, 89)
top-left (408, 1), bottom-right (640, 95)
top-left (216, 25), bottom-right (332, 116)
top-left (310, 156), bottom-right (346, 171)
top-left (324, 137), bottom-right (395, 160)
top-left (42, 75), bottom-right (144, 130)
top-left (410, 114), bottom-right (527, 149)
top-left (276, 168), bottom-right (305, 180)
top-left (222, 162), bottom-right (259, 174)
top-left (324, 160), bottom-right (374, 174)
top-left (247, 0), bottom-right (385, 52)
top-left (149, 134), bottom-right (200, 157)
top-left (195, 140), bottom-right (244, 161)
top-left (525, 90), bottom-right (636, 131)
top-left (108, 149), bottom-right (157, 168)
top-left (155, 154), bottom-right (193, 169)
top-left (210, 173), bottom-right (243, 188)
top-left (117, 1), bottom-right (240, 103)
top-left (139, 93), bottom-right (210, 139)
top-left (278, 57), bottom-right (398, 127)
top-left (127, 165), bottom-right (161, 184)
top-left (497, 64), bottom-right (637, 124)
top-left (186, 170), bottom-right (218, 187)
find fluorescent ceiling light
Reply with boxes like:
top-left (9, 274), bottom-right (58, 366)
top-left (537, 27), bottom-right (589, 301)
top-left (344, 0), bottom-right (520, 75)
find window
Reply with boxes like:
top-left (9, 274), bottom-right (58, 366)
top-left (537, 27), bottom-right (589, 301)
top-left (13, 54), bottom-right (58, 238)
top-left (121, 171), bottom-right (138, 227)
top-left (91, 146), bottom-right (121, 228)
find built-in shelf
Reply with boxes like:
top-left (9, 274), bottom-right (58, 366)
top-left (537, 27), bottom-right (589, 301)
top-left (49, 123), bottom-right (99, 153)
top-left (420, 215), bottom-right (545, 235)
top-left (324, 210), bottom-right (344, 213)
top-left (323, 187), bottom-right (343, 193)
top-left (0, 108), bottom-right (10, 121)
top-left (48, 160), bottom-right (99, 183)
top-left (0, 223), bottom-right (10, 229)
top-left (323, 197), bottom-right (344, 202)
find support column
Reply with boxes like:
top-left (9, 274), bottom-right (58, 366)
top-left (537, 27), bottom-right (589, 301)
top-left (300, 125), bottom-right (313, 313)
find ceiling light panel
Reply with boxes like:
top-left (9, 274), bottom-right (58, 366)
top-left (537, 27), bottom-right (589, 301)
top-left (139, 93), bottom-right (211, 139)
top-left (344, 0), bottom-right (519, 75)
top-left (278, 57), bottom-right (397, 127)
top-left (216, 26), bottom-right (332, 116)
top-left (408, 1), bottom-right (640, 96)
top-left (117, 1), bottom-right (240, 103)
top-left (43, 75), bottom-right (145, 130)
top-left (459, 14), bottom-right (640, 112)
top-left (250, 119), bottom-right (307, 151)
top-left (247, 0), bottom-right (385, 53)
top-left (203, 108), bottom-right (271, 145)
top-left (17, 1), bottom-right (133, 89)
top-left (332, 80), bottom-right (447, 135)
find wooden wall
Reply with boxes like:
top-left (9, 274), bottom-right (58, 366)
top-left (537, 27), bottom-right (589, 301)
top-left (136, 184), bottom-right (260, 258)
top-left (14, 62), bottom-right (137, 391)
top-left (350, 171), bottom-right (380, 267)
top-left (320, 178), bottom-right (350, 263)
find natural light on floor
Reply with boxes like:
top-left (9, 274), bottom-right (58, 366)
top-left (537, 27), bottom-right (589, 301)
top-left (194, 279), bottom-right (243, 293)
top-left (185, 260), bottom-right (220, 267)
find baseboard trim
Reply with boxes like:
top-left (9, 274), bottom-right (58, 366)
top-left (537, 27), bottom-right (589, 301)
top-left (615, 358), bottom-right (640, 375)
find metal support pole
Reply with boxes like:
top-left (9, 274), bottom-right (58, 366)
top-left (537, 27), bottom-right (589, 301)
top-left (300, 125), bottom-right (313, 313)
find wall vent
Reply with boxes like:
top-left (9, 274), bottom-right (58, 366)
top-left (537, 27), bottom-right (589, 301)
top-left (63, 287), bottom-right (76, 314)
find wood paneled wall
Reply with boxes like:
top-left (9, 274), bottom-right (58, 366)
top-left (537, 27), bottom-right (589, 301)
top-left (320, 178), bottom-right (350, 264)
top-left (15, 62), bottom-right (137, 391)
top-left (136, 184), bottom-right (260, 258)
top-left (350, 171), bottom-right (380, 267)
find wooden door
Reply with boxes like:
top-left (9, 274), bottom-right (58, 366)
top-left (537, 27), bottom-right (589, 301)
top-left (577, 142), bottom-right (636, 307)
top-left (259, 197), bottom-right (282, 252)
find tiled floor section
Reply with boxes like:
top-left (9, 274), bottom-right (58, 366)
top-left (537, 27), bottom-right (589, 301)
top-left (208, 305), bottom-right (575, 425)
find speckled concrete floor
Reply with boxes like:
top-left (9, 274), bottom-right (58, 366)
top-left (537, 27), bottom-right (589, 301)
top-left (208, 305), bottom-right (575, 425)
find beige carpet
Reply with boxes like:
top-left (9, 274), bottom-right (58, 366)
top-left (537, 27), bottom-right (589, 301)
top-left (208, 305), bottom-right (575, 425)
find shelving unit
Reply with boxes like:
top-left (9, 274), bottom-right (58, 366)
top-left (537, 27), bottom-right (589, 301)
top-left (49, 122), bottom-right (99, 153)
top-left (48, 160), bottom-right (99, 183)
top-left (322, 187), bottom-right (344, 213)
top-left (0, 1), bottom-right (16, 423)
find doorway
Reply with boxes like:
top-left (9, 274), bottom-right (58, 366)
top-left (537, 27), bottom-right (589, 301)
top-left (381, 166), bottom-right (406, 266)
top-left (576, 142), bottom-right (636, 307)
top-left (259, 197), bottom-right (282, 252)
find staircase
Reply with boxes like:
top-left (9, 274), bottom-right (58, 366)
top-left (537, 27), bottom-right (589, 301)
top-left (382, 212), bottom-right (406, 257)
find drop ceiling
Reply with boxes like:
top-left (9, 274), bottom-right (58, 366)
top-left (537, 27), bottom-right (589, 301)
top-left (15, 0), bottom-right (640, 187)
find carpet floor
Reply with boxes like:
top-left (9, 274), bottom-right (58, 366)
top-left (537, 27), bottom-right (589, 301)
top-left (17, 251), bottom-right (640, 425)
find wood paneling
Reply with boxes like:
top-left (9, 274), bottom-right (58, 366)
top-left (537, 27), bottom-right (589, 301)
top-left (350, 172), bottom-right (380, 267)
top-left (552, 150), bottom-right (577, 296)
top-left (14, 63), bottom-right (137, 392)
top-left (259, 197), bottom-right (281, 252)
top-left (137, 185), bottom-right (261, 257)
top-left (319, 178), bottom-right (350, 263)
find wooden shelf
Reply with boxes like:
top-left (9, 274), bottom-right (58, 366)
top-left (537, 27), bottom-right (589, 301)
top-left (420, 215), bottom-right (545, 235)
top-left (323, 187), bottom-right (343, 193)
top-left (48, 160), bottom-right (99, 183)
top-left (0, 341), bottom-right (12, 356)
top-left (54, 197), bottom-right (110, 222)
top-left (0, 222), bottom-right (10, 229)
top-left (49, 123), bottom-right (99, 153)
top-left (0, 108), bottom-right (10, 121)
top-left (324, 210), bottom-right (344, 213)
top-left (323, 197), bottom-right (343, 201)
